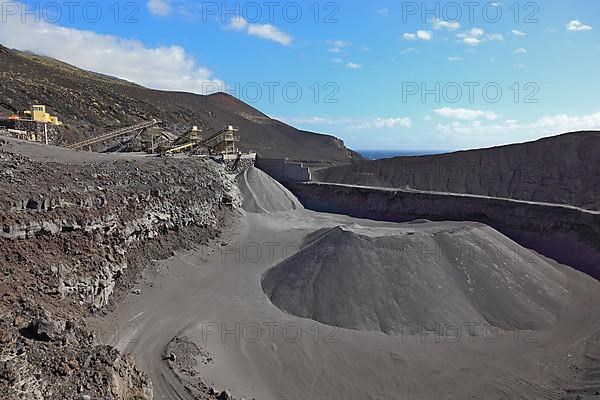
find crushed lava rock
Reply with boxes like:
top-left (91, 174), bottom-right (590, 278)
top-left (165, 336), bottom-right (241, 400)
top-left (0, 138), bottom-right (236, 399)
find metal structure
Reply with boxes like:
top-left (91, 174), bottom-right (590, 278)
top-left (202, 125), bottom-right (239, 155)
top-left (64, 121), bottom-right (239, 156)
top-left (165, 125), bottom-right (239, 155)
top-left (165, 141), bottom-right (197, 154)
top-left (172, 126), bottom-right (202, 147)
top-left (64, 119), bottom-right (160, 150)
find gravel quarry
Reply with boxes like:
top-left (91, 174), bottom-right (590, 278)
top-left (96, 166), bottom-right (600, 400)
top-left (2, 5), bottom-right (600, 398)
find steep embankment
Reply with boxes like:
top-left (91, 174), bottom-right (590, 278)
top-left (316, 131), bottom-right (600, 210)
top-left (236, 167), bottom-right (303, 213)
top-left (262, 223), bottom-right (572, 335)
top-left (0, 137), bottom-right (235, 399)
top-left (0, 44), bottom-right (359, 164)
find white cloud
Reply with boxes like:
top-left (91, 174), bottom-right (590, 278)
top-left (327, 39), bottom-right (350, 53)
top-left (534, 112), bottom-right (600, 129)
top-left (432, 19), bottom-right (461, 30)
top-left (434, 111), bottom-right (600, 142)
top-left (457, 28), bottom-right (502, 46)
top-left (448, 56), bottom-right (463, 62)
top-left (512, 30), bottom-right (526, 37)
top-left (457, 28), bottom-right (484, 45)
top-left (434, 107), bottom-right (499, 121)
top-left (514, 48), bottom-right (528, 54)
top-left (226, 17), bottom-right (292, 45)
top-left (377, 8), bottom-right (390, 17)
top-left (403, 30), bottom-right (432, 41)
top-left (278, 116), bottom-right (337, 125)
top-left (247, 23), bottom-right (293, 45)
top-left (0, 1), bottom-right (222, 94)
top-left (566, 20), bottom-right (592, 32)
top-left (417, 30), bottom-right (433, 40)
top-left (331, 58), bottom-right (343, 64)
top-left (345, 62), bottom-right (363, 69)
top-left (352, 117), bottom-right (413, 129)
top-left (147, 0), bottom-right (171, 16)
top-left (227, 17), bottom-right (248, 31)
top-left (435, 120), bottom-right (515, 140)
top-left (463, 37), bottom-right (483, 46)
top-left (278, 116), bottom-right (412, 130)
top-left (466, 28), bottom-right (484, 36)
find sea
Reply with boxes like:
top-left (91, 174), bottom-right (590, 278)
top-left (357, 150), bottom-right (452, 160)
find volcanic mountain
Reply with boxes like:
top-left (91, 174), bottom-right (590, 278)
top-left (0, 44), bottom-right (359, 164)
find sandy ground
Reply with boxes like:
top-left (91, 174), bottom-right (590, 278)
top-left (94, 168), bottom-right (600, 400)
top-left (0, 135), bottom-right (153, 164)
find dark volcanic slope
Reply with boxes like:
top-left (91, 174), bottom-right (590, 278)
top-left (316, 131), bottom-right (600, 210)
top-left (0, 44), bottom-right (358, 164)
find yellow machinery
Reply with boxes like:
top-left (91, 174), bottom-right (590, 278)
top-left (23, 105), bottom-right (62, 125)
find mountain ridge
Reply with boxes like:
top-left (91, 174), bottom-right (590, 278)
top-left (0, 44), bottom-right (359, 164)
top-left (316, 130), bottom-right (600, 209)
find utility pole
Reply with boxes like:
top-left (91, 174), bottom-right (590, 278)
top-left (44, 124), bottom-right (48, 145)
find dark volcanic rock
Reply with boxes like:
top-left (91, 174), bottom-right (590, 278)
top-left (0, 139), bottom-right (236, 399)
top-left (26, 317), bottom-right (64, 342)
top-left (316, 131), bottom-right (600, 210)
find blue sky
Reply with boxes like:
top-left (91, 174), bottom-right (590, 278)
top-left (1, 0), bottom-right (599, 150)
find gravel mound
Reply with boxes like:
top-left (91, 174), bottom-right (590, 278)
top-left (262, 222), bottom-right (571, 334)
top-left (236, 167), bottom-right (303, 213)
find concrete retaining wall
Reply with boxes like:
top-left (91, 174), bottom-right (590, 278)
top-left (255, 157), bottom-right (312, 182)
